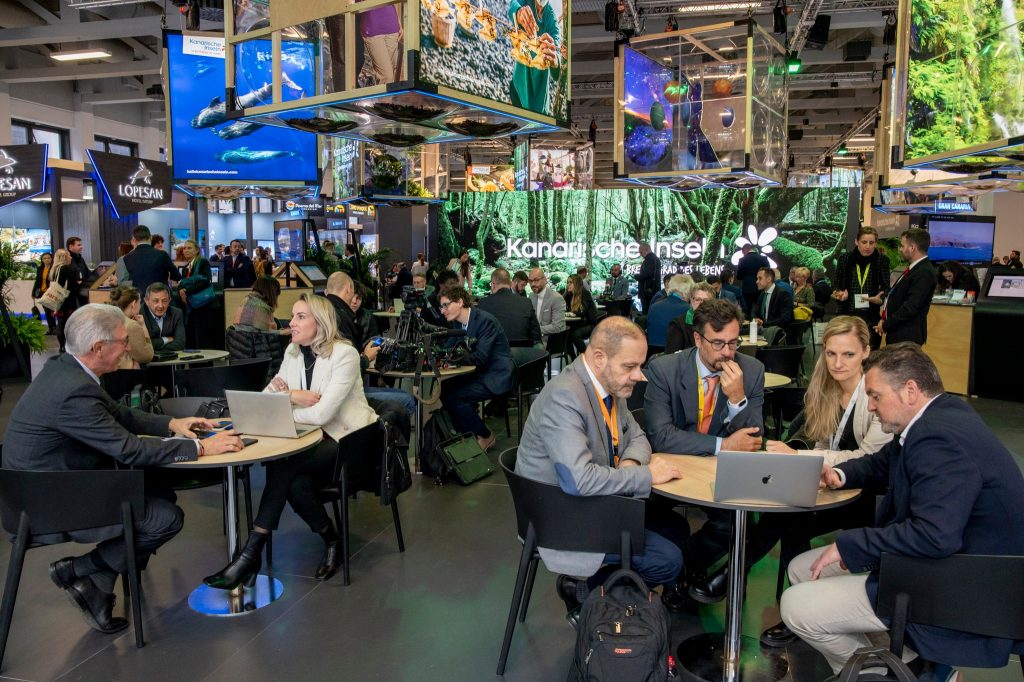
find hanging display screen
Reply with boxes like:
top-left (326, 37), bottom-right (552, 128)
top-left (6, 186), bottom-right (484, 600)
top-left (621, 46), bottom-right (675, 173)
top-left (165, 32), bottom-right (318, 183)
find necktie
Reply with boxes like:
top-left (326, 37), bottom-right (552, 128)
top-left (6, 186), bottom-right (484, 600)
top-left (699, 375), bottom-right (719, 434)
top-left (761, 292), bottom-right (769, 320)
top-left (602, 395), bottom-right (615, 465)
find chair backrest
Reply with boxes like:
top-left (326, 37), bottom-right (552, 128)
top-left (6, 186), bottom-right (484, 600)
top-left (224, 326), bottom-right (288, 376)
top-left (511, 347), bottom-right (550, 394)
top-left (762, 326), bottom-right (787, 346)
top-left (768, 386), bottom-right (806, 422)
top-left (625, 379), bottom-right (647, 411)
top-left (508, 338), bottom-right (538, 348)
top-left (877, 553), bottom-right (1024, 646)
top-left (101, 368), bottom-right (149, 402)
top-left (335, 420), bottom-right (389, 494)
top-left (603, 299), bottom-right (633, 317)
top-left (0, 469), bottom-right (145, 537)
top-left (787, 320), bottom-right (811, 344)
top-left (159, 396), bottom-right (221, 419)
top-left (546, 329), bottom-right (570, 355)
top-left (737, 344), bottom-right (758, 357)
top-left (173, 358), bottom-right (272, 398)
top-left (499, 448), bottom-right (645, 556)
top-left (756, 345), bottom-right (805, 378)
top-left (630, 407), bottom-right (645, 427)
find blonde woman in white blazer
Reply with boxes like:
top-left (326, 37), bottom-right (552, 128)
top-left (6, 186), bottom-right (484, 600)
top-left (204, 294), bottom-right (377, 590)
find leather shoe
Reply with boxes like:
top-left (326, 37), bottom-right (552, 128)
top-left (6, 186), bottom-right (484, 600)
top-left (64, 578), bottom-right (128, 634)
top-left (760, 621), bottom-right (798, 648)
top-left (688, 567), bottom-right (728, 604)
top-left (49, 557), bottom-right (78, 591)
top-left (661, 584), bottom-right (696, 613)
top-left (556, 574), bottom-right (582, 613)
top-left (314, 540), bottom-right (341, 581)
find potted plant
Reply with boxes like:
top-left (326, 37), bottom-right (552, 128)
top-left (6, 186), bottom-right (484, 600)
top-left (0, 241), bottom-right (47, 378)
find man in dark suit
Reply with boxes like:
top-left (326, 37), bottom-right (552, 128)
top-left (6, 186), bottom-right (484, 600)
top-left (209, 244), bottom-right (226, 262)
top-left (876, 228), bottom-right (936, 345)
top-left (736, 245), bottom-right (770, 314)
top-left (781, 343), bottom-right (1024, 675)
top-left (223, 239), bottom-right (256, 289)
top-left (142, 283), bottom-right (186, 352)
top-left (122, 226), bottom-right (180, 296)
top-left (754, 267), bottom-right (794, 329)
top-left (645, 298), bottom-right (766, 594)
top-left (438, 286), bottom-right (515, 452)
top-left (66, 236), bottom-right (94, 306)
top-left (636, 242), bottom-right (662, 313)
top-left (2, 304), bottom-right (242, 634)
top-left (323, 271), bottom-right (361, 346)
top-left (475, 267), bottom-right (541, 346)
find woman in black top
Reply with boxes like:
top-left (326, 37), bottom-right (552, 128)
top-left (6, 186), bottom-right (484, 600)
top-left (831, 226), bottom-right (890, 349)
top-left (563, 274), bottom-right (599, 358)
top-left (935, 260), bottom-right (981, 295)
top-left (176, 240), bottom-right (219, 349)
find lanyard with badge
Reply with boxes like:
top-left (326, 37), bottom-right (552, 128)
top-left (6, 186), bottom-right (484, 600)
top-left (582, 356), bottom-right (619, 465)
top-left (854, 263), bottom-right (871, 309)
top-left (831, 382), bottom-right (862, 450)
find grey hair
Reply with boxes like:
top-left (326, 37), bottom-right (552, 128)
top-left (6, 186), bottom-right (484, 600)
top-left (666, 274), bottom-right (695, 300)
top-left (65, 304), bottom-right (127, 356)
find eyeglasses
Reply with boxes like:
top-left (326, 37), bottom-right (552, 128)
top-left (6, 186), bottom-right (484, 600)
top-left (439, 301), bottom-right (452, 310)
top-left (697, 332), bottom-right (741, 351)
top-left (527, 276), bottom-right (544, 283)
top-left (105, 337), bottom-right (130, 347)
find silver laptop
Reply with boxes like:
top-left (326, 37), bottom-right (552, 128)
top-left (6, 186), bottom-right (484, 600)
top-left (714, 451), bottom-right (824, 508)
top-left (224, 390), bottom-right (318, 438)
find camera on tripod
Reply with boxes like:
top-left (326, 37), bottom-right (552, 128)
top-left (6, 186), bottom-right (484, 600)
top-left (374, 296), bottom-right (475, 374)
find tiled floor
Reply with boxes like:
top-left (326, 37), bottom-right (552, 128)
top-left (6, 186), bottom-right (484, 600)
top-left (0, 339), bottom-right (1021, 681)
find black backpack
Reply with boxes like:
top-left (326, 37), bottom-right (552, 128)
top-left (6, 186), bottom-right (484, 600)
top-left (568, 569), bottom-right (671, 682)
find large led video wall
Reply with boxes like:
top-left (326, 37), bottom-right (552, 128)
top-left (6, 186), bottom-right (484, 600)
top-left (165, 32), bottom-right (318, 183)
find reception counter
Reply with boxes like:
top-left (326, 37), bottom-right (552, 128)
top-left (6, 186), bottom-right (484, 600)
top-left (921, 302), bottom-right (973, 395)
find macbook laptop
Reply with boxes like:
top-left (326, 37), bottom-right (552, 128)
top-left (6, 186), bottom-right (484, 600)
top-left (224, 390), bottom-right (318, 438)
top-left (714, 451), bottom-right (824, 508)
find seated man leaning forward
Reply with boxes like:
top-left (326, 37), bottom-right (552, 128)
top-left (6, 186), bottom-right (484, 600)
top-left (780, 343), bottom-right (1024, 678)
top-left (2, 304), bottom-right (242, 634)
top-left (644, 298), bottom-right (765, 598)
top-left (516, 316), bottom-right (688, 624)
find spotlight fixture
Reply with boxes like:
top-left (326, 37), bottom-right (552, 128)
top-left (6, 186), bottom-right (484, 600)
top-left (836, 142), bottom-right (849, 156)
top-left (773, 0), bottom-right (787, 35)
top-left (786, 52), bottom-right (801, 73)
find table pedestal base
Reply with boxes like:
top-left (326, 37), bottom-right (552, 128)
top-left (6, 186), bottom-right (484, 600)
top-left (676, 633), bottom-right (789, 682)
top-left (187, 575), bottom-right (284, 616)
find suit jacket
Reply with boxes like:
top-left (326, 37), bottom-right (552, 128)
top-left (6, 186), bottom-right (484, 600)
top-left (882, 259), bottom-right (937, 344)
top-left (605, 275), bottom-right (629, 298)
top-left (516, 356), bottom-right (653, 575)
top-left (458, 308), bottom-right (515, 395)
top-left (3, 352), bottom-right (197, 490)
top-left (224, 253), bottom-right (256, 289)
top-left (718, 287), bottom-right (740, 306)
top-left (637, 252), bottom-right (662, 297)
top-left (736, 252), bottom-right (770, 296)
top-left (123, 244), bottom-right (180, 296)
top-left (530, 286), bottom-right (566, 341)
top-left (644, 347), bottom-right (765, 456)
top-left (755, 285), bottom-right (794, 328)
top-left (645, 295), bottom-right (690, 347)
top-left (476, 288), bottom-right (541, 345)
top-left (143, 305), bottom-right (186, 351)
top-left (664, 314), bottom-right (695, 354)
top-left (269, 340), bottom-right (377, 441)
top-left (835, 395), bottom-right (1024, 667)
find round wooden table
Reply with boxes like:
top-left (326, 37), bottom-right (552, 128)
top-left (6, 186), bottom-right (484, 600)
top-left (765, 372), bottom-right (792, 389)
top-left (166, 427), bottom-right (323, 616)
top-left (148, 349), bottom-right (230, 367)
top-left (740, 338), bottom-right (768, 347)
top-left (371, 311), bottom-right (401, 319)
top-left (370, 365), bottom-right (475, 472)
top-left (653, 453), bottom-right (860, 682)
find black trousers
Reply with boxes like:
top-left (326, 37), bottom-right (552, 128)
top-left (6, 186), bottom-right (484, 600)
top-left (71, 496), bottom-right (185, 575)
top-left (440, 375), bottom-right (496, 438)
top-left (568, 324), bottom-right (592, 359)
top-left (683, 506), bottom-right (733, 575)
top-left (254, 438), bottom-right (337, 532)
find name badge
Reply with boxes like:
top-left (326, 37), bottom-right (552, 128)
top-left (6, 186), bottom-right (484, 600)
top-left (854, 293), bottom-right (869, 309)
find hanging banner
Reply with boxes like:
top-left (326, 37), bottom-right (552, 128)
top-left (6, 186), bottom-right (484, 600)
top-left (88, 150), bottom-right (173, 216)
top-left (0, 144), bottom-right (48, 208)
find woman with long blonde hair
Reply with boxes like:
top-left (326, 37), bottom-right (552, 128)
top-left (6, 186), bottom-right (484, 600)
top-left (49, 248), bottom-right (78, 352)
top-left (563, 273), bottom-right (598, 358)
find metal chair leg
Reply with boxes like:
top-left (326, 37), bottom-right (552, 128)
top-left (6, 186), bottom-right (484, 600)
top-left (518, 557), bottom-right (539, 623)
top-left (0, 515), bottom-right (29, 670)
top-left (121, 503), bottom-right (144, 649)
top-left (391, 499), bottom-right (405, 552)
top-left (340, 470), bottom-right (351, 586)
top-left (497, 526), bottom-right (536, 676)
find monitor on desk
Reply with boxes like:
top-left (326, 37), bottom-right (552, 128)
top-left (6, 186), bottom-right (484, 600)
top-left (985, 273), bottom-right (1024, 300)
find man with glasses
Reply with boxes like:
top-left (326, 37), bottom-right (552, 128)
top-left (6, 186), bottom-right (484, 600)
top-left (528, 267), bottom-right (566, 345)
top-left (644, 298), bottom-right (766, 601)
top-left (3, 304), bottom-right (242, 635)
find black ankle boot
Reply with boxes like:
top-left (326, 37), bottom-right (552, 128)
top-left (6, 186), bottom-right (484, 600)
top-left (314, 524), bottom-right (341, 581)
top-left (203, 532), bottom-right (267, 590)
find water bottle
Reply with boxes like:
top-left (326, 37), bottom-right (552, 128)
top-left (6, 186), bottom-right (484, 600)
top-left (749, 318), bottom-right (758, 345)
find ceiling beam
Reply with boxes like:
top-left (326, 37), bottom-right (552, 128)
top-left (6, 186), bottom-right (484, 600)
top-left (789, 94), bottom-right (880, 110)
top-left (19, 0), bottom-right (61, 25)
top-left (0, 16), bottom-right (162, 48)
top-left (81, 90), bottom-right (161, 105)
top-left (0, 57), bottom-right (161, 83)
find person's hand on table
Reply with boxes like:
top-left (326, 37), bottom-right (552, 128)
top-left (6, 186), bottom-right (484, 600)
top-left (168, 417), bottom-right (221, 438)
top-left (765, 439), bottom-right (797, 454)
top-left (719, 360), bottom-right (746, 404)
top-left (809, 542), bottom-right (846, 580)
top-left (647, 456), bottom-right (682, 484)
top-left (289, 389), bottom-right (320, 407)
top-left (820, 463), bottom-right (843, 489)
top-left (202, 431), bottom-right (245, 455)
top-left (722, 426), bottom-right (762, 452)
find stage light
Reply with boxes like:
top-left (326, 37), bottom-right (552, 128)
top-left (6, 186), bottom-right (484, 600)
top-left (836, 142), bottom-right (849, 156)
top-left (786, 52), bottom-right (801, 73)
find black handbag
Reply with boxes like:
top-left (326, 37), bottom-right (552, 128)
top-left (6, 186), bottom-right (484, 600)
top-left (194, 399), bottom-right (229, 420)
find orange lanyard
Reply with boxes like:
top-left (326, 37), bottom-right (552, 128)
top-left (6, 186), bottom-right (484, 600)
top-left (582, 357), bottom-right (619, 465)
top-left (696, 364), bottom-right (718, 428)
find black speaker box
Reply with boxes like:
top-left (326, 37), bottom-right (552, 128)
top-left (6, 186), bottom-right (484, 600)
top-left (805, 14), bottom-right (831, 49)
top-left (844, 40), bottom-right (873, 62)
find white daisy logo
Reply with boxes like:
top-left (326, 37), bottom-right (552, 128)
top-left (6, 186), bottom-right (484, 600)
top-left (731, 224), bottom-right (779, 268)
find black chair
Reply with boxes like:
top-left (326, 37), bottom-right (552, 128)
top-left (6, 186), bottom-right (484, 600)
top-left (510, 347), bottom-right (550, 442)
top-left (756, 345), bottom-right (805, 383)
top-left (545, 329), bottom-right (571, 380)
top-left (764, 386), bottom-right (807, 440)
top-left (645, 345), bottom-right (665, 365)
top-left (786, 320), bottom-right (811, 348)
top-left (508, 338), bottom-right (538, 348)
top-left (172, 358), bottom-right (272, 398)
top-left (101, 369), bottom-right (149, 403)
top-left (602, 298), bottom-right (633, 317)
top-left (496, 448), bottom-right (645, 675)
top-left (626, 379), bottom-right (647, 412)
top-left (224, 325), bottom-right (289, 377)
top-left (877, 553), bottom-right (1024, 673)
top-left (316, 420), bottom-right (406, 586)
top-left (0, 469), bottom-right (146, 669)
top-left (630, 407), bottom-right (645, 427)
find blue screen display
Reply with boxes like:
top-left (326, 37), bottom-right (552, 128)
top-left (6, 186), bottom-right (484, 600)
top-left (166, 33), bottom-right (318, 183)
top-left (927, 215), bottom-right (995, 263)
